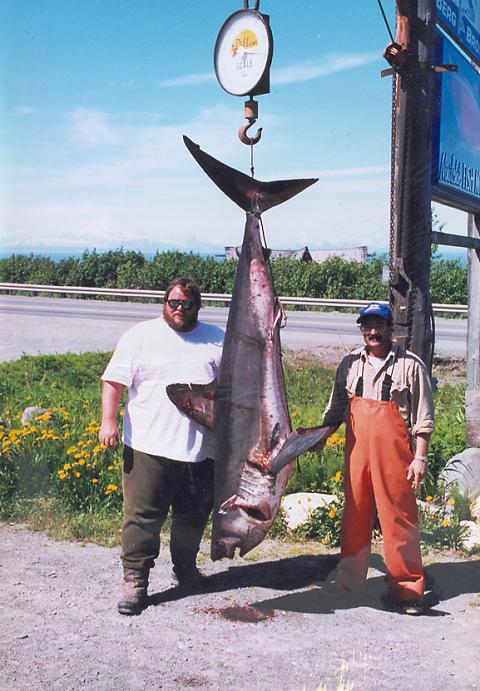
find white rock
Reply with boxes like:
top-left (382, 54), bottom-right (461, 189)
top-left (21, 406), bottom-right (48, 424)
top-left (440, 448), bottom-right (480, 500)
top-left (470, 496), bottom-right (480, 522)
top-left (281, 492), bottom-right (338, 530)
top-left (460, 520), bottom-right (480, 550)
top-left (417, 499), bottom-right (442, 515)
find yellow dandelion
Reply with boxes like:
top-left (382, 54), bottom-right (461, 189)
top-left (334, 471), bottom-right (342, 482)
top-left (35, 412), bottom-right (52, 421)
top-left (78, 458), bottom-right (86, 466)
top-left (63, 463), bottom-right (71, 471)
top-left (74, 471), bottom-right (80, 478)
top-left (442, 518), bottom-right (450, 527)
top-left (91, 478), bottom-right (98, 484)
top-left (447, 498), bottom-right (455, 506)
top-left (426, 495), bottom-right (433, 502)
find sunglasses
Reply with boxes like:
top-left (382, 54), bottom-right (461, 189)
top-left (167, 299), bottom-right (193, 310)
top-left (359, 322), bottom-right (389, 333)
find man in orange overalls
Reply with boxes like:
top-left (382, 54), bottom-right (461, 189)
top-left (320, 302), bottom-right (434, 615)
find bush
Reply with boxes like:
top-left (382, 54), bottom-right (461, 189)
top-left (0, 248), bottom-right (466, 305)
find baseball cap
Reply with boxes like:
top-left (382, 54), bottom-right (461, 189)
top-left (356, 302), bottom-right (392, 323)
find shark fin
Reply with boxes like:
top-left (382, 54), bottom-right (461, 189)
top-left (166, 381), bottom-right (216, 431)
top-left (270, 427), bottom-right (331, 475)
top-left (183, 136), bottom-right (318, 215)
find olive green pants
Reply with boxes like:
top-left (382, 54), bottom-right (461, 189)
top-left (121, 445), bottom-right (214, 571)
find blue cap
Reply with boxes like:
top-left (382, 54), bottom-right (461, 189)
top-left (356, 302), bottom-right (392, 323)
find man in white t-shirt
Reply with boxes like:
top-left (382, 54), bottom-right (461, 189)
top-left (99, 277), bottom-right (224, 615)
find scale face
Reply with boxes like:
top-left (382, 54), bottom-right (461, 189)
top-left (214, 9), bottom-right (273, 97)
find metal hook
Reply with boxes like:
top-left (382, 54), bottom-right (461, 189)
top-left (243, 0), bottom-right (260, 9)
top-left (239, 120), bottom-right (263, 146)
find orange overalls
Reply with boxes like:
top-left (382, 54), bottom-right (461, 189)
top-left (336, 360), bottom-right (425, 603)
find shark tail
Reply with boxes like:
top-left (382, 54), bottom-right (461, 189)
top-left (183, 136), bottom-right (318, 215)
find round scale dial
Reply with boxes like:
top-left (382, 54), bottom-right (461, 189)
top-left (214, 9), bottom-right (273, 96)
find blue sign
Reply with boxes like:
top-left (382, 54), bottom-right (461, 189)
top-left (432, 33), bottom-right (480, 212)
top-left (435, 0), bottom-right (480, 65)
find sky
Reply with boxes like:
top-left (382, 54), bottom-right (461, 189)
top-left (0, 0), bottom-right (471, 257)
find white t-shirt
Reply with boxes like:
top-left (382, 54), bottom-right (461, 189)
top-left (102, 317), bottom-right (224, 461)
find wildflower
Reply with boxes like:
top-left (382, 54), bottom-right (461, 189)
top-left (447, 498), bottom-right (455, 506)
top-left (425, 495), bottom-right (433, 502)
top-left (322, 538), bottom-right (329, 545)
top-left (63, 463), bottom-right (71, 471)
top-left (35, 412), bottom-right (51, 422)
top-left (67, 446), bottom-right (77, 455)
top-left (91, 478), bottom-right (98, 484)
top-left (57, 470), bottom-right (67, 480)
top-left (334, 471), bottom-right (342, 482)
top-left (74, 471), bottom-right (80, 478)
top-left (442, 519), bottom-right (450, 527)
top-left (107, 465), bottom-right (113, 471)
top-left (328, 507), bottom-right (337, 519)
top-left (78, 459), bottom-right (86, 466)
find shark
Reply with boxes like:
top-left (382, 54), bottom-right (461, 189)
top-left (166, 136), bottom-right (329, 560)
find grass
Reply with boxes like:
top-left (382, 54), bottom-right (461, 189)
top-left (0, 350), bottom-right (470, 549)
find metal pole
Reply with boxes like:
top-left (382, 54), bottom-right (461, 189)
top-left (389, 0), bottom-right (436, 370)
top-left (466, 212), bottom-right (480, 447)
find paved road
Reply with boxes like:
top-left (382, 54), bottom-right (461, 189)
top-left (0, 294), bottom-right (467, 361)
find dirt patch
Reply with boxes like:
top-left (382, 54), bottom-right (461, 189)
top-left (1, 524), bottom-right (479, 690)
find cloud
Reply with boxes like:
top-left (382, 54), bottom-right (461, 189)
top-left (158, 52), bottom-right (379, 89)
top-left (15, 106), bottom-right (38, 116)
top-left (67, 108), bottom-right (120, 145)
top-left (272, 52), bottom-right (379, 85)
top-left (159, 72), bottom-right (215, 88)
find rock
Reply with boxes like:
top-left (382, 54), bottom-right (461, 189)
top-left (417, 499), bottom-right (442, 515)
top-left (440, 448), bottom-right (480, 500)
top-left (460, 521), bottom-right (480, 550)
top-left (21, 406), bottom-right (48, 424)
top-left (281, 492), bottom-right (337, 530)
top-left (470, 496), bottom-right (480, 522)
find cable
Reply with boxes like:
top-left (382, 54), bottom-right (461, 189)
top-left (376, 0), bottom-right (395, 43)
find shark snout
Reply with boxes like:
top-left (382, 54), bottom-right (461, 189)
top-left (219, 494), bottom-right (273, 522)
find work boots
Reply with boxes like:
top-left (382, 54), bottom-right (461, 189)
top-left (117, 567), bottom-right (149, 615)
top-left (172, 564), bottom-right (208, 591)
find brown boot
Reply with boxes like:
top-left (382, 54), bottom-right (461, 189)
top-left (117, 567), bottom-right (149, 615)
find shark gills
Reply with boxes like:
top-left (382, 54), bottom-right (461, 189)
top-left (167, 137), bottom-right (329, 560)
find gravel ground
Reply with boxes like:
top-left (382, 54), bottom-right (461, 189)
top-left (1, 525), bottom-right (479, 691)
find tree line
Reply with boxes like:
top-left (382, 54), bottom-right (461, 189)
top-left (0, 248), bottom-right (468, 305)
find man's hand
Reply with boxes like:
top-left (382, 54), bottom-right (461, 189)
top-left (406, 458), bottom-right (427, 492)
top-left (99, 421), bottom-right (120, 448)
top-left (296, 425), bottom-right (336, 453)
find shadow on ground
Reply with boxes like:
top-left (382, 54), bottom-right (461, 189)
top-left (149, 553), bottom-right (479, 617)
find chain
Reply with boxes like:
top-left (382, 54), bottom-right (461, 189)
top-left (388, 72), bottom-right (397, 286)
top-left (402, 92), bottom-right (415, 350)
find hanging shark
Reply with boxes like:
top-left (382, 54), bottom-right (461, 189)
top-left (166, 136), bottom-right (329, 560)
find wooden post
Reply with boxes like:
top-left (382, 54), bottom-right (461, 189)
top-left (466, 213), bottom-right (480, 447)
top-left (389, 0), bottom-right (435, 370)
